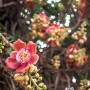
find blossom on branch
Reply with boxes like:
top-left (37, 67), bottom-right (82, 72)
top-left (5, 39), bottom-right (39, 73)
top-left (65, 44), bottom-right (88, 67)
top-left (46, 24), bottom-right (68, 47)
top-left (31, 12), bottom-right (50, 38)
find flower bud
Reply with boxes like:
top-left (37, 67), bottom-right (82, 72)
top-left (43, 85), bottom-right (47, 89)
top-left (14, 74), bottom-right (24, 82)
top-left (69, 54), bottom-right (74, 59)
top-left (24, 81), bottom-right (28, 85)
top-left (33, 79), bottom-right (37, 82)
top-left (38, 77), bottom-right (42, 81)
top-left (27, 85), bottom-right (32, 90)
top-left (24, 76), bottom-right (29, 81)
top-left (79, 39), bottom-right (84, 44)
top-left (83, 36), bottom-right (87, 41)
top-left (38, 83), bottom-right (44, 87)
top-left (29, 65), bottom-right (38, 73)
top-left (35, 73), bottom-right (39, 78)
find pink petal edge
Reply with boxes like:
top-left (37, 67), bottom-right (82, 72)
top-left (12, 39), bottom-right (26, 51)
top-left (26, 41), bottom-right (36, 54)
top-left (5, 57), bottom-right (19, 70)
top-left (28, 54), bottom-right (39, 65)
top-left (10, 51), bottom-right (17, 58)
top-left (16, 63), bottom-right (29, 73)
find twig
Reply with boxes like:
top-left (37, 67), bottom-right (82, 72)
top-left (0, 2), bottom-right (16, 8)
top-left (0, 33), bottom-right (13, 48)
top-left (54, 73), bottom-right (59, 90)
top-left (65, 74), bottom-right (71, 90)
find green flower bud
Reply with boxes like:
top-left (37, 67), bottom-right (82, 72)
top-left (38, 83), bottom-right (44, 87)
top-left (27, 85), bottom-right (32, 90)
top-left (24, 76), bottom-right (29, 81)
top-left (33, 79), bottom-right (37, 82)
top-left (43, 85), bottom-right (47, 89)
top-left (38, 77), bottom-right (42, 81)
top-left (35, 73), bottom-right (39, 78)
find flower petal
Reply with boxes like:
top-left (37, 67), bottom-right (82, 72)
top-left (66, 44), bottom-right (79, 55)
top-left (29, 54), bottom-right (39, 65)
top-left (5, 57), bottom-right (19, 70)
top-left (16, 63), bottom-right (29, 73)
top-left (26, 41), bottom-right (36, 54)
top-left (10, 51), bottom-right (17, 58)
top-left (12, 39), bottom-right (26, 51)
top-left (39, 13), bottom-right (50, 25)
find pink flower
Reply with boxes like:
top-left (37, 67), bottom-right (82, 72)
top-left (66, 44), bottom-right (79, 57)
top-left (65, 44), bottom-right (88, 67)
top-left (5, 39), bottom-right (39, 73)
top-left (46, 24), bottom-right (65, 34)
top-left (65, 44), bottom-right (80, 66)
top-left (38, 13), bottom-right (50, 27)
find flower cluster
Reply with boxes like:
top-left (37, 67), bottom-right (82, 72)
top-left (30, 12), bottom-right (68, 47)
top-left (72, 21), bottom-right (87, 44)
top-left (5, 39), bottom-right (39, 73)
top-left (65, 44), bottom-right (88, 67)
top-left (51, 55), bottom-right (61, 69)
top-left (14, 65), bottom-right (47, 90)
top-left (46, 24), bottom-right (68, 47)
top-left (31, 13), bottom-right (50, 38)
top-left (77, 79), bottom-right (88, 90)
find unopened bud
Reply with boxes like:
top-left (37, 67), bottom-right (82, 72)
top-left (69, 54), bottom-right (74, 59)
top-left (72, 35), bottom-right (78, 40)
top-left (79, 39), bottom-right (84, 44)
top-left (83, 36), bottom-right (87, 41)
top-left (43, 85), bottom-right (47, 89)
top-left (24, 76), bottom-right (29, 81)
top-left (38, 77), bottom-right (42, 81)
top-left (14, 74), bottom-right (24, 82)
top-left (33, 79), bottom-right (37, 82)
top-left (38, 83), bottom-right (44, 87)
top-left (35, 73), bottom-right (39, 78)
top-left (31, 18), bottom-right (34, 22)
top-left (27, 85), bottom-right (32, 90)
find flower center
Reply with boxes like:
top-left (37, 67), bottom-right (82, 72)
top-left (16, 49), bottom-right (30, 63)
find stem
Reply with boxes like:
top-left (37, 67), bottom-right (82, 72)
top-left (31, 77), bottom-right (41, 89)
top-left (0, 33), bottom-right (13, 48)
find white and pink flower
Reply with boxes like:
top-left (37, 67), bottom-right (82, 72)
top-left (5, 39), bottom-right (39, 73)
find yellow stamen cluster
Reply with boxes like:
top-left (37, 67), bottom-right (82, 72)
top-left (68, 48), bottom-right (87, 67)
top-left (31, 14), bottom-right (43, 30)
top-left (21, 53), bottom-right (29, 63)
top-left (72, 21), bottom-right (87, 44)
top-left (68, 48), bottom-right (86, 63)
top-left (14, 65), bottom-right (47, 90)
top-left (31, 14), bottom-right (45, 39)
top-left (48, 28), bottom-right (68, 47)
top-left (78, 79), bottom-right (88, 90)
top-left (51, 55), bottom-right (60, 69)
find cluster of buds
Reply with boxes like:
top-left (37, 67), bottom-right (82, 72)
top-left (65, 44), bottom-right (88, 67)
top-left (77, 79), bottom-right (88, 90)
top-left (0, 42), bottom-right (5, 53)
top-left (51, 55), bottom-right (60, 69)
top-left (72, 21), bottom-right (87, 44)
top-left (14, 65), bottom-right (47, 90)
top-left (31, 13), bottom-right (50, 39)
top-left (46, 24), bottom-right (68, 47)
